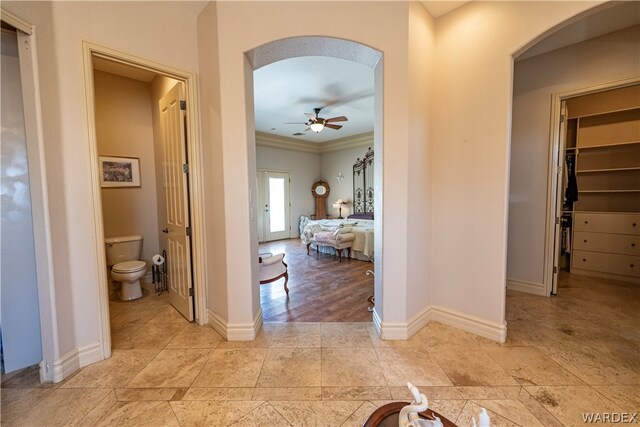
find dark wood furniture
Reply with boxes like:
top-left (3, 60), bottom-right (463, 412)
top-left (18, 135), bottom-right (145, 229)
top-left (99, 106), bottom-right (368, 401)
top-left (362, 402), bottom-right (457, 427)
top-left (311, 180), bottom-right (330, 219)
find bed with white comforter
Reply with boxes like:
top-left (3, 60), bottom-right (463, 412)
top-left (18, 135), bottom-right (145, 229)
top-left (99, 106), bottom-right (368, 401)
top-left (300, 217), bottom-right (374, 261)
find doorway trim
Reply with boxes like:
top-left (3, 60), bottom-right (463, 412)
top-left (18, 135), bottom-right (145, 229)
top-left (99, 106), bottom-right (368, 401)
top-left (543, 75), bottom-right (640, 296)
top-left (81, 42), bottom-right (208, 359)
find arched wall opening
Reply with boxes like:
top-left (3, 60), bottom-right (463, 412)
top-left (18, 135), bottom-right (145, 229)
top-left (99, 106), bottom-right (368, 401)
top-left (244, 36), bottom-right (384, 327)
top-left (506, 1), bottom-right (640, 299)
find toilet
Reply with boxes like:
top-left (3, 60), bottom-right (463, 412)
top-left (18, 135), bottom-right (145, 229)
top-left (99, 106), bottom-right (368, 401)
top-left (105, 235), bottom-right (146, 301)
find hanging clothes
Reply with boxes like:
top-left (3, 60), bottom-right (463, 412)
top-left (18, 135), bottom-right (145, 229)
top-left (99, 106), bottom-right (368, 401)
top-left (564, 153), bottom-right (579, 208)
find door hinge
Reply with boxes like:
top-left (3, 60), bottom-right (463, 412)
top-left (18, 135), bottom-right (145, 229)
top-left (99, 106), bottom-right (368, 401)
top-left (560, 114), bottom-right (565, 123)
top-left (186, 226), bottom-right (192, 236)
top-left (555, 216), bottom-right (560, 225)
top-left (180, 100), bottom-right (187, 110)
top-left (188, 288), bottom-right (193, 297)
top-left (553, 266), bottom-right (558, 274)
top-left (183, 164), bottom-right (190, 174)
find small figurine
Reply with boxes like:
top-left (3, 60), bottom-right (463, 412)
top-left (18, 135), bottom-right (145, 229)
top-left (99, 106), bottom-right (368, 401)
top-left (398, 382), bottom-right (443, 427)
top-left (471, 408), bottom-right (490, 427)
top-left (398, 382), bottom-right (490, 427)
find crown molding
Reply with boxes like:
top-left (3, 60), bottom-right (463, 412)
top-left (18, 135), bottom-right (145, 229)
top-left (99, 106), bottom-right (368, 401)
top-left (255, 131), bottom-right (373, 154)
top-left (320, 132), bottom-right (373, 153)
top-left (255, 132), bottom-right (320, 153)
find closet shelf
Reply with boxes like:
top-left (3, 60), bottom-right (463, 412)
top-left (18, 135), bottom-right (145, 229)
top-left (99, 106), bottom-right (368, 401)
top-left (577, 167), bottom-right (640, 173)
top-left (576, 140), bottom-right (640, 151)
top-left (579, 189), bottom-right (640, 194)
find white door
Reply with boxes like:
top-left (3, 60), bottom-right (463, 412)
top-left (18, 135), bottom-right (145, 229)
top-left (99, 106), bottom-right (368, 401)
top-left (551, 101), bottom-right (569, 295)
top-left (159, 83), bottom-right (193, 321)
top-left (259, 171), bottom-right (291, 242)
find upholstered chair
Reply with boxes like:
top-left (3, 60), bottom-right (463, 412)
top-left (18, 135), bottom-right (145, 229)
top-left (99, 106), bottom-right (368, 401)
top-left (258, 253), bottom-right (289, 295)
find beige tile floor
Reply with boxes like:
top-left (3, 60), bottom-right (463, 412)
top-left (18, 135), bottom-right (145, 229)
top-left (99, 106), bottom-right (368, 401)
top-left (2, 273), bottom-right (638, 426)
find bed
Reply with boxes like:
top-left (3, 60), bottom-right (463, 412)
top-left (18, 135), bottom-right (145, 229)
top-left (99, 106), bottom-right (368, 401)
top-left (300, 215), bottom-right (374, 261)
top-left (301, 147), bottom-right (375, 261)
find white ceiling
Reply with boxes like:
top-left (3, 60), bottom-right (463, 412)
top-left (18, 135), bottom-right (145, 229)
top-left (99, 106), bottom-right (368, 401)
top-left (253, 56), bottom-right (374, 143)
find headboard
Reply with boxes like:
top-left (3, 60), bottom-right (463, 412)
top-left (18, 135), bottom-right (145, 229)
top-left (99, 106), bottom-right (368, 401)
top-left (353, 147), bottom-right (374, 216)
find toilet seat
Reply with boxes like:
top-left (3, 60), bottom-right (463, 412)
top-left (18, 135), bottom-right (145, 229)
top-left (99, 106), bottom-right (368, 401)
top-left (112, 260), bottom-right (146, 273)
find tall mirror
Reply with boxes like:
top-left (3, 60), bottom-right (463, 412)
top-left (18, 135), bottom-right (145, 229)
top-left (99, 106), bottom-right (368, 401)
top-left (311, 180), bottom-right (330, 219)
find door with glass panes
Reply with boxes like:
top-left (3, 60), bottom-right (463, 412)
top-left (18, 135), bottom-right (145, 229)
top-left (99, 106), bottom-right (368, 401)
top-left (257, 170), bottom-right (291, 242)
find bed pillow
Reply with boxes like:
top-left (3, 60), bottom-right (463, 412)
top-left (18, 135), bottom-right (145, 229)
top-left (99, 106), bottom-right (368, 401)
top-left (333, 227), bottom-right (353, 238)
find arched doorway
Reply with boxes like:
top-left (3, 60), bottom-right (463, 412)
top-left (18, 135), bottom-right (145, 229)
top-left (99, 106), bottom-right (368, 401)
top-left (245, 36), bottom-right (384, 326)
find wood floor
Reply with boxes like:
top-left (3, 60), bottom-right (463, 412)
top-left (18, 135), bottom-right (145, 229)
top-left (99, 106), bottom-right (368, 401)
top-left (259, 239), bottom-right (374, 322)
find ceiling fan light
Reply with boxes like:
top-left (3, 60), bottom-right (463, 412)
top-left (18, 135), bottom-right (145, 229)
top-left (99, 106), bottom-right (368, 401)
top-left (310, 122), bottom-right (324, 133)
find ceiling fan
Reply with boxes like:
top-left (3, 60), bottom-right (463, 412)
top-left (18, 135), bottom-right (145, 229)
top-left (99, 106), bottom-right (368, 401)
top-left (285, 107), bottom-right (348, 133)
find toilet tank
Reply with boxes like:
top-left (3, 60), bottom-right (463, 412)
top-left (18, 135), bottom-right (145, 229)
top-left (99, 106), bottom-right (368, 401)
top-left (105, 235), bottom-right (143, 266)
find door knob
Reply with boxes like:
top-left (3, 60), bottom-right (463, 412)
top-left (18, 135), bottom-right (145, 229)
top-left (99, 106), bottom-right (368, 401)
top-left (162, 228), bottom-right (169, 234)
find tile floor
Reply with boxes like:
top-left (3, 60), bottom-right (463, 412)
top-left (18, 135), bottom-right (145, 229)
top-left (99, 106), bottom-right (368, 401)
top-left (1, 273), bottom-right (638, 426)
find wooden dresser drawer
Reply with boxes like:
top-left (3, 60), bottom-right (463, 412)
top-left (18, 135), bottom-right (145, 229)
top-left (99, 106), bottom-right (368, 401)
top-left (574, 212), bottom-right (640, 235)
top-left (573, 231), bottom-right (639, 256)
top-left (572, 250), bottom-right (639, 277)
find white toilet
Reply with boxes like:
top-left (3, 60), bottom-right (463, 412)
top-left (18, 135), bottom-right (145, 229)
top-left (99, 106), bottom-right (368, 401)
top-left (105, 235), bottom-right (146, 301)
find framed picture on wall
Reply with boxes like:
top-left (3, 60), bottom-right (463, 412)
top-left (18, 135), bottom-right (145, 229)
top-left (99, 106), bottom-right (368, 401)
top-left (99, 156), bottom-right (141, 188)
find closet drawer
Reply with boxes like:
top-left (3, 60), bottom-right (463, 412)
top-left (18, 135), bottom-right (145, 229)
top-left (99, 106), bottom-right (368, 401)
top-left (573, 232), bottom-right (639, 256)
top-left (574, 213), bottom-right (640, 235)
top-left (572, 250), bottom-right (639, 277)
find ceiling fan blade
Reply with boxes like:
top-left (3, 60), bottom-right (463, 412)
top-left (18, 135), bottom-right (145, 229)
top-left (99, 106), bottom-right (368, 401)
top-left (304, 113), bottom-right (317, 122)
top-left (325, 116), bottom-right (348, 123)
top-left (284, 122), bottom-right (308, 124)
top-left (303, 127), bottom-right (312, 132)
top-left (324, 123), bottom-right (343, 130)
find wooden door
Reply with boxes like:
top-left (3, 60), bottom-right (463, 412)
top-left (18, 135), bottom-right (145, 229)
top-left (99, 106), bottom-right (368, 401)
top-left (159, 83), bottom-right (193, 321)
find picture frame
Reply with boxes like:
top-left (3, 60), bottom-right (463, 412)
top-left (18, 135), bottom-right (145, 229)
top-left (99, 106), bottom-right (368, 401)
top-left (99, 156), bottom-right (141, 188)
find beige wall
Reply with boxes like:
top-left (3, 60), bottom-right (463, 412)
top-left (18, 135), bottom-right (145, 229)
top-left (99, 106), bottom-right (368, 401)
top-left (406, 2), bottom-right (435, 317)
top-left (95, 71), bottom-right (159, 267)
top-left (508, 26), bottom-right (640, 290)
top-left (320, 144), bottom-right (373, 218)
top-left (196, 2), bottom-right (228, 319)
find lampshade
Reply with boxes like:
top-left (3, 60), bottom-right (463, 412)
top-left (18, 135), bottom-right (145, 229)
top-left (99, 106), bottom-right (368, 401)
top-left (309, 122), bottom-right (324, 132)
top-left (333, 199), bottom-right (347, 208)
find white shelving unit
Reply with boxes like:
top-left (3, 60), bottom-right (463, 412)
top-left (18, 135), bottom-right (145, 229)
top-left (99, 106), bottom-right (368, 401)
top-left (562, 88), bottom-right (640, 282)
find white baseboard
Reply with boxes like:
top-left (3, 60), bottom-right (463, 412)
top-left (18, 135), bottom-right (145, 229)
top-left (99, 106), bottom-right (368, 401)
top-left (506, 278), bottom-right (547, 296)
top-left (208, 308), bottom-right (263, 341)
top-left (208, 309), bottom-right (228, 338)
top-left (377, 304), bottom-right (507, 344)
top-left (428, 305), bottom-right (507, 343)
top-left (372, 309), bottom-right (382, 337)
top-left (45, 342), bottom-right (103, 383)
top-left (78, 342), bottom-right (103, 367)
